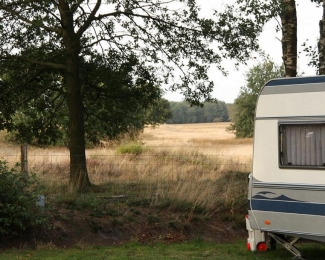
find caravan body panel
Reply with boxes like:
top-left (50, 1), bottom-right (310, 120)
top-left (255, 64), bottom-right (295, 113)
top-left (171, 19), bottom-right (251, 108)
top-left (248, 76), bottom-right (325, 243)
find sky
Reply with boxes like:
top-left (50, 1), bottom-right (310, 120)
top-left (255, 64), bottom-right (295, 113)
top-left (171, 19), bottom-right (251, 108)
top-left (163, 0), bottom-right (323, 104)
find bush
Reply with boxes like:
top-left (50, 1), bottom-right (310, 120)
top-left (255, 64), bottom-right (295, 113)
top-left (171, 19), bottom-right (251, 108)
top-left (116, 142), bottom-right (144, 155)
top-left (0, 160), bottom-right (46, 237)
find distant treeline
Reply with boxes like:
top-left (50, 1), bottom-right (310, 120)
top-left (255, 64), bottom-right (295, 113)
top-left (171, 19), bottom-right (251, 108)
top-left (166, 101), bottom-right (233, 124)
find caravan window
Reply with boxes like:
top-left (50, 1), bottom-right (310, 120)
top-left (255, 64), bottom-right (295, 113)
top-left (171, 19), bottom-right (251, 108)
top-left (280, 123), bottom-right (325, 167)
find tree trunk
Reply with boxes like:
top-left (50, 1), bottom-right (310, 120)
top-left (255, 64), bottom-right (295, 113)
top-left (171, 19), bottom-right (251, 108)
top-left (66, 51), bottom-right (91, 192)
top-left (280, 0), bottom-right (297, 77)
top-left (318, 0), bottom-right (325, 75)
top-left (58, 0), bottom-right (91, 191)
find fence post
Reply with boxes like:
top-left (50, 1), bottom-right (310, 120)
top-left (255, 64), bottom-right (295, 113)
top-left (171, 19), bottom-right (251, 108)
top-left (21, 144), bottom-right (28, 176)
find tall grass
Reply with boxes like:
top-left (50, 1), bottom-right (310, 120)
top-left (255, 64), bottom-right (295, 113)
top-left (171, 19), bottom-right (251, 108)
top-left (0, 141), bottom-right (251, 217)
top-left (0, 123), bottom-right (252, 218)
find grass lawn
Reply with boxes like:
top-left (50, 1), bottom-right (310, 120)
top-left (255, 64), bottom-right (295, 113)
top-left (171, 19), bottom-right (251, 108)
top-left (2, 239), bottom-right (325, 260)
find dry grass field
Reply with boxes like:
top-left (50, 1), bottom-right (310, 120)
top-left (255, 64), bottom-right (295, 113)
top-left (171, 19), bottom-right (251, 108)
top-left (0, 122), bottom-right (253, 187)
top-left (142, 122), bottom-right (253, 174)
top-left (142, 122), bottom-right (253, 157)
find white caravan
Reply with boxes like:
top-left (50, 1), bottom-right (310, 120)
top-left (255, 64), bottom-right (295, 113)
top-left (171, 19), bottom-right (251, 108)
top-left (246, 76), bottom-right (325, 258)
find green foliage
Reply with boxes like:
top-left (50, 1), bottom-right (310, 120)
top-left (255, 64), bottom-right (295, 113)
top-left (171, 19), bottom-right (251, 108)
top-left (213, 0), bottom-right (278, 65)
top-left (116, 142), bottom-right (144, 155)
top-left (0, 161), bottom-right (46, 237)
top-left (145, 98), bottom-right (172, 126)
top-left (227, 59), bottom-right (285, 138)
top-left (166, 101), bottom-right (229, 124)
top-left (218, 0), bottom-right (301, 77)
top-left (2, 59), bottom-right (168, 147)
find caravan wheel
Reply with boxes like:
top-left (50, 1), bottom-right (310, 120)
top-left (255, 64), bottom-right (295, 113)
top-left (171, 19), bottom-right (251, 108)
top-left (257, 242), bottom-right (268, 252)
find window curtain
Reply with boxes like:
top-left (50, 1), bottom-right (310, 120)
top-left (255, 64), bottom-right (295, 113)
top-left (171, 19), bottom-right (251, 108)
top-left (282, 124), bottom-right (325, 166)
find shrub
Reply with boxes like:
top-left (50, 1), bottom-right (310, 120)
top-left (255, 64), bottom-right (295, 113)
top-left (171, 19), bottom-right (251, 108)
top-left (115, 142), bottom-right (144, 155)
top-left (0, 160), bottom-right (46, 237)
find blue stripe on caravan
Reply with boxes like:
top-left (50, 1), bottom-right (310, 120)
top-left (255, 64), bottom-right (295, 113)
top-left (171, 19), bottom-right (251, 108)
top-left (250, 199), bottom-right (325, 216)
top-left (266, 76), bottom-right (325, 87)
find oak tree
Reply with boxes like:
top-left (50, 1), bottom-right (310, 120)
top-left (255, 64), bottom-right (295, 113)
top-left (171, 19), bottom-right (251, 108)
top-left (0, 0), bottom-right (260, 191)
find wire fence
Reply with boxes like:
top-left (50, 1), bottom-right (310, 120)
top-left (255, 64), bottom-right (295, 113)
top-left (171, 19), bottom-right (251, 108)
top-left (0, 144), bottom-right (252, 186)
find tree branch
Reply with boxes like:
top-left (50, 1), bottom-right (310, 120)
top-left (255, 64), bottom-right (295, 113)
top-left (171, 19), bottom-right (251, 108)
top-left (1, 55), bottom-right (66, 70)
top-left (77, 0), bottom-right (101, 37)
top-left (1, 2), bottom-right (61, 34)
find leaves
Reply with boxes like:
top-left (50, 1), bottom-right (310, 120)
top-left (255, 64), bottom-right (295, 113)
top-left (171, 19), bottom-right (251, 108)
top-left (0, 0), bottom-right (261, 107)
top-left (228, 59), bottom-right (285, 138)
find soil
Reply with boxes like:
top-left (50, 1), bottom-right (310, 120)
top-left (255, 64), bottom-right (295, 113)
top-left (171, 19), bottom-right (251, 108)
top-left (1, 206), bottom-right (247, 250)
